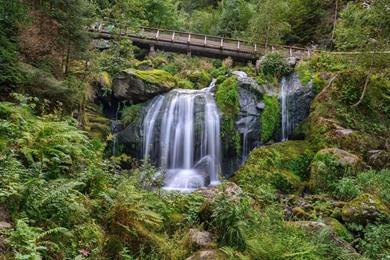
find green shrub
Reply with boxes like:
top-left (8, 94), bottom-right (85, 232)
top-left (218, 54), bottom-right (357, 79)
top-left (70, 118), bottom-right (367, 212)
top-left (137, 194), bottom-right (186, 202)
top-left (176, 78), bottom-right (194, 89)
top-left (211, 196), bottom-right (250, 251)
top-left (261, 95), bottom-right (280, 142)
top-left (333, 177), bottom-right (361, 201)
top-left (121, 104), bottom-right (142, 125)
top-left (359, 224), bottom-right (390, 259)
top-left (261, 53), bottom-right (292, 78)
top-left (7, 218), bottom-right (67, 259)
top-left (357, 169), bottom-right (390, 204)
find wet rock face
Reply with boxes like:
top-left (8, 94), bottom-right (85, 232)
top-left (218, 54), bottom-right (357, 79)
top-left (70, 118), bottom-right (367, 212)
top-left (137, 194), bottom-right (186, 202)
top-left (279, 74), bottom-right (314, 140)
top-left (236, 77), bottom-right (263, 147)
top-left (112, 69), bottom-right (175, 104)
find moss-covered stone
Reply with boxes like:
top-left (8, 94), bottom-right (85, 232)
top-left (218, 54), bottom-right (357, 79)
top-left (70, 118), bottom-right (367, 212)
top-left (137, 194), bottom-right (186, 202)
top-left (309, 148), bottom-right (362, 193)
top-left (342, 193), bottom-right (390, 225)
top-left (132, 69), bottom-right (177, 89)
top-left (216, 77), bottom-right (241, 155)
top-left (84, 104), bottom-right (111, 140)
top-left (233, 141), bottom-right (313, 195)
top-left (324, 217), bottom-right (353, 242)
top-left (112, 69), bottom-right (177, 103)
top-left (261, 95), bottom-right (280, 142)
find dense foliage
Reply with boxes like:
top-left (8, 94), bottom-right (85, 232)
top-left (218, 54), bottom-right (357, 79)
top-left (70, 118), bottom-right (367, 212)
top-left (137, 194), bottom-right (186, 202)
top-left (0, 0), bottom-right (389, 259)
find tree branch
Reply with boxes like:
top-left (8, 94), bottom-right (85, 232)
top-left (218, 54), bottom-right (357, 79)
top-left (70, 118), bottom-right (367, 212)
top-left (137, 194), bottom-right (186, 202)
top-left (351, 74), bottom-right (370, 108)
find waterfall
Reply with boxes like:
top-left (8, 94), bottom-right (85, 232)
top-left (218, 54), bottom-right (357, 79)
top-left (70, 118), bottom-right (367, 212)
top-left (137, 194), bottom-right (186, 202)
top-left (280, 74), bottom-right (308, 141)
top-left (280, 78), bottom-right (289, 141)
top-left (142, 79), bottom-right (221, 192)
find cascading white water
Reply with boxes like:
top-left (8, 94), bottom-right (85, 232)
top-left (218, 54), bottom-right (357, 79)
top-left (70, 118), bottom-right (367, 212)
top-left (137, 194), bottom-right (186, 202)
top-left (280, 78), bottom-right (289, 141)
top-left (143, 79), bottom-right (221, 192)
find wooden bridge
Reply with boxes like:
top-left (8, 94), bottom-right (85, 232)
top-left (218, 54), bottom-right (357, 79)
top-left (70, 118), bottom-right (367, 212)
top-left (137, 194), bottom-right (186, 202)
top-left (89, 23), bottom-right (314, 62)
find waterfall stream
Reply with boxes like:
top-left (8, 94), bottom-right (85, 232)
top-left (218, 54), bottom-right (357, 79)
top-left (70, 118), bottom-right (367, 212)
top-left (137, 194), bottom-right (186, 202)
top-left (280, 78), bottom-right (289, 141)
top-left (143, 80), bottom-right (221, 192)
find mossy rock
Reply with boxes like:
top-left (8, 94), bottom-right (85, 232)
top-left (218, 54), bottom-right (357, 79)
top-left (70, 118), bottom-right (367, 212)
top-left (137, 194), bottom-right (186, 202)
top-left (112, 69), bottom-right (177, 103)
top-left (341, 193), bottom-right (390, 225)
top-left (324, 217), bottom-right (353, 242)
top-left (84, 105), bottom-right (111, 140)
top-left (233, 141), bottom-right (313, 194)
top-left (309, 148), bottom-right (362, 193)
top-left (132, 69), bottom-right (177, 88)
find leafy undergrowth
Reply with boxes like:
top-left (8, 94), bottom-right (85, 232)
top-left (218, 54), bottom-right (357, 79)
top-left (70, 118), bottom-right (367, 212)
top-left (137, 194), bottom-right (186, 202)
top-left (0, 99), bottom-right (369, 260)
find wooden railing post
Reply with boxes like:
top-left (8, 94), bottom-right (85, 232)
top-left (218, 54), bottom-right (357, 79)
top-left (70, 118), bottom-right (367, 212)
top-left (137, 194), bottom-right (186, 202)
top-left (220, 38), bottom-right (224, 49)
top-left (254, 44), bottom-right (257, 53)
top-left (171, 31), bottom-right (175, 41)
top-left (289, 48), bottom-right (293, 57)
top-left (187, 33), bottom-right (191, 43)
top-left (155, 29), bottom-right (160, 39)
top-left (204, 36), bottom-right (207, 46)
top-left (237, 41), bottom-right (240, 50)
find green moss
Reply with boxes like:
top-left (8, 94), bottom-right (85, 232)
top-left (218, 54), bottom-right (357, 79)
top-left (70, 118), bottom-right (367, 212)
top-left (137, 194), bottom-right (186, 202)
top-left (85, 105), bottom-right (111, 140)
top-left (134, 59), bottom-right (153, 69)
top-left (324, 217), bottom-right (353, 242)
top-left (133, 69), bottom-right (177, 89)
top-left (97, 71), bottom-right (112, 90)
top-left (216, 77), bottom-right (239, 117)
top-left (216, 77), bottom-right (241, 155)
top-left (233, 141), bottom-right (313, 197)
top-left (261, 95), bottom-right (280, 142)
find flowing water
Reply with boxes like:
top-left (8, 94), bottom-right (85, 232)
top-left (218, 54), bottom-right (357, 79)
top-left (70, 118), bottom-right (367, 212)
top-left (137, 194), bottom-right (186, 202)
top-left (143, 80), bottom-right (221, 192)
top-left (280, 78), bottom-right (290, 141)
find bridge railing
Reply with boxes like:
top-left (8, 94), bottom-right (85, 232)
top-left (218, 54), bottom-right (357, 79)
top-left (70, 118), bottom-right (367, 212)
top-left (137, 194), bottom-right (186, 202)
top-left (90, 21), bottom-right (314, 58)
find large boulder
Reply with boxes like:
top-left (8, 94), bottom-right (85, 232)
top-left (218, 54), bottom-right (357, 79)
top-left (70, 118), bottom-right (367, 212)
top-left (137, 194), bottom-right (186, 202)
top-left (342, 193), bottom-right (390, 225)
top-left (233, 141), bottom-right (313, 194)
top-left (185, 229), bottom-right (213, 249)
top-left (112, 69), bottom-right (177, 103)
top-left (309, 148), bottom-right (362, 192)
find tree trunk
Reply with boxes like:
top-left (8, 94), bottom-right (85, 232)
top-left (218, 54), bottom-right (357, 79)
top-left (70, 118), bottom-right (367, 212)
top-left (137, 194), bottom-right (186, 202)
top-left (64, 40), bottom-right (71, 76)
top-left (330, 0), bottom-right (339, 46)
